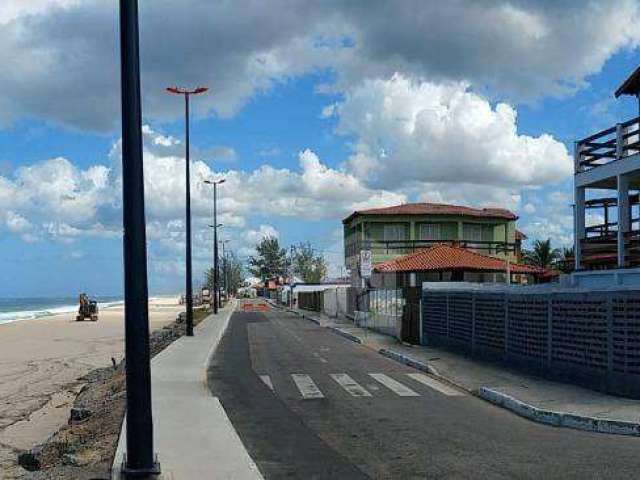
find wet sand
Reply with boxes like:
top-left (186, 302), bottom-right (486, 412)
top-left (0, 297), bottom-right (183, 477)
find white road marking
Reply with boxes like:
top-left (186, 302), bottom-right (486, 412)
top-left (259, 375), bottom-right (274, 391)
top-left (312, 352), bottom-right (329, 363)
top-left (330, 374), bottom-right (372, 397)
top-left (292, 374), bottom-right (324, 399)
top-left (368, 373), bottom-right (420, 397)
top-left (406, 373), bottom-right (464, 396)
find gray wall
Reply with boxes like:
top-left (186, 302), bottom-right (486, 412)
top-left (421, 286), bottom-right (640, 398)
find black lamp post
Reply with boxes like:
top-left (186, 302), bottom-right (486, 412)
top-left (204, 178), bottom-right (225, 313)
top-left (118, 0), bottom-right (159, 475)
top-left (166, 85), bottom-right (208, 336)
top-left (220, 239), bottom-right (230, 298)
top-left (207, 222), bottom-right (224, 312)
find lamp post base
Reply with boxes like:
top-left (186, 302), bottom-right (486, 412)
top-left (119, 454), bottom-right (161, 478)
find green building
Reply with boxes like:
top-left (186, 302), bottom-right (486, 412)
top-left (343, 202), bottom-right (522, 276)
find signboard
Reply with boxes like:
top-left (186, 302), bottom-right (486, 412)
top-left (360, 249), bottom-right (372, 279)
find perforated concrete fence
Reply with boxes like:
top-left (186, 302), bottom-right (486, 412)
top-left (421, 285), bottom-right (640, 397)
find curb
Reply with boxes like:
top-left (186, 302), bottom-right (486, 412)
top-left (326, 326), bottom-right (362, 344)
top-left (479, 387), bottom-right (640, 436)
top-left (378, 348), bottom-right (435, 374)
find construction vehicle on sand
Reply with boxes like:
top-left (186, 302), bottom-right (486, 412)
top-left (77, 293), bottom-right (99, 322)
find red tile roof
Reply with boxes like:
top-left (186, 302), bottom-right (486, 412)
top-left (374, 244), bottom-right (542, 274)
top-left (343, 202), bottom-right (517, 223)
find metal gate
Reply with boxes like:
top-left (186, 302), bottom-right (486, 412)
top-left (401, 287), bottom-right (421, 344)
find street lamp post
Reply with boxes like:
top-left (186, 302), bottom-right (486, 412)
top-left (220, 239), bottom-right (230, 298)
top-left (204, 178), bottom-right (225, 313)
top-left (118, 0), bottom-right (159, 475)
top-left (166, 85), bottom-right (208, 336)
top-left (207, 222), bottom-right (224, 312)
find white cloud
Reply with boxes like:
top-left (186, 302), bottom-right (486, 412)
top-left (337, 74), bottom-right (572, 190)
top-left (0, 127), bottom-right (405, 265)
top-left (519, 185), bottom-right (574, 246)
top-left (0, 1), bottom-right (639, 130)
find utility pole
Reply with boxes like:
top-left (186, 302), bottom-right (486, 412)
top-left (118, 0), bottom-right (159, 475)
top-left (204, 179), bottom-right (225, 313)
top-left (166, 85), bottom-right (208, 336)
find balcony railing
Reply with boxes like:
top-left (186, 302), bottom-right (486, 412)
top-left (576, 116), bottom-right (640, 173)
top-left (345, 239), bottom-right (515, 259)
top-left (579, 230), bottom-right (640, 269)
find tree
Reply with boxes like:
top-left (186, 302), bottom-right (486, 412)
top-left (292, 242), bottom-right (327, 283)
top-left (248, 236), bottom-right (286, 281)
top-left (205, 250), bottom-right (245, 294)
top-left (523, 238), bottom-right (561, 269)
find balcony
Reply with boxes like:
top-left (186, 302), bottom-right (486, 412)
top-left (345, 239), bottom-right (516, 261)
top-left (576, 116), bottom-right (640, 175)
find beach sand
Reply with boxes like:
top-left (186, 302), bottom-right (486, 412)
top-left (0, 297), bottom-right (183, 477)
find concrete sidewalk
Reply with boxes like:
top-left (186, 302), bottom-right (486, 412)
top-left (277, 303), bottom-right (640, 436)
top-left (112, 301), bottom-right (263, 479)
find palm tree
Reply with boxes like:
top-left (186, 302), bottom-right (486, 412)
top-left (523, 239), bottom-right (561, 269)
top-left (558, 246), bottom-right (575, 273)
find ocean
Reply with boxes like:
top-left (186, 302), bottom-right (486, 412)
top-left (0, 295), bottom-right (124, 325)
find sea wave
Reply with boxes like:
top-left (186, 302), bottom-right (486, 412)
top-left (0, 299), bottom-right (124, 325)
top-left (0, 304), bottom-right (77, 325)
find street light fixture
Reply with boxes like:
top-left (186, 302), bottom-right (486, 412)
top-left (204, 178), bottom-right (225, 313)
top-left (166, 85), bottom-right (208, 337)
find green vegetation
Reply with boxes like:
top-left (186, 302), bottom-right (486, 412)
top-left (292, 242), bottom-right (327, 283)
top-left (248, 236), bottom-right (287, 280)
top-left (523, 238), bottom-right (561, 269)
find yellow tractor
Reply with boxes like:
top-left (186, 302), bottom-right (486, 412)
top-left (76, 293), bottom-right (99, 322)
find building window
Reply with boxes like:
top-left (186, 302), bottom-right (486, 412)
top-left (420, 223), bottom-right (442, 240)
top-left (463, 223), bottom-right (483, 242)
top-left (383, 224), bottom-right (407, 241)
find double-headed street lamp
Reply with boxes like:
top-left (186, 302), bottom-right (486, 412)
top-left (166, 85), bottom-right (208, 336)
top-left (204, 178), bottom-right (225, 313)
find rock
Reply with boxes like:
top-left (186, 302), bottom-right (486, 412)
top-left (18, 448), bottom-right (42, 471)
top-left (69, 407), bottom-right (92, 423)
top-left (62, 453), bottom-right (85, 466)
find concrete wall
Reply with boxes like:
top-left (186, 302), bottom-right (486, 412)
top-left (421, 284), bottom-right (640, 398)
top-left (323, 287), bottom-right (348, 318)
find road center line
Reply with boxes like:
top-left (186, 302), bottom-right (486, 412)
top-left (292, 374), bottom-right (325, 399)
top-left (331, 373), bottom-right (372, 397)
top-left (368, 373), bottom-right (420, 397)
top-left (405, 373), bottom-right (464, 396)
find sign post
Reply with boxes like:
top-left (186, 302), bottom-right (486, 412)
top-left (360, 249), bottom-right (372, 279)
top-left (358, 250), bottom-right (372, 336)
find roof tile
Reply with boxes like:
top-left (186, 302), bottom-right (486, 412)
top-left (374, 244), bottom-right (542, 274)
top-left (344, 202), bottom-right (517, 223)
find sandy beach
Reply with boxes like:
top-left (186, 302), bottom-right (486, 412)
top-left (0, 297), bottom-right (183, 477)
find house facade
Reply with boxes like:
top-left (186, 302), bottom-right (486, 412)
top-left (571, 66), bottom-right (640, 286)
top-left (343, 202), bottom-right (521, 283)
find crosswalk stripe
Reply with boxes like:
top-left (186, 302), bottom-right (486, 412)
top-left (368, 373), bottom-right (420, 397)
top-left (291, 374), bottom-right (324, 399)
top-left (406, 373), bottom-right (464, 396)
top-left (259, 375), bottom-right (274, 391)
top-left (330, 373), bottom-right (372, 397)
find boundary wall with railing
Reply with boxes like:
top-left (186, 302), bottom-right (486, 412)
top-left (421, 283), bottom-right (640, 398)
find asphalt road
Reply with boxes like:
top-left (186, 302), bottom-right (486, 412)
top-left (208, 301), bottom-right (640, 479)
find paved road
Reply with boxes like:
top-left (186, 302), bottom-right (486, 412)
top-left (208, 301), bottom-right (640, 479)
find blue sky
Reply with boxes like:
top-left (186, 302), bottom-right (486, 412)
top-left (2, 1), bottom-right (640, 297)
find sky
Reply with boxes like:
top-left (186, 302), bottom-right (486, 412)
top-left (1, 0), bottom-right (640, 297)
